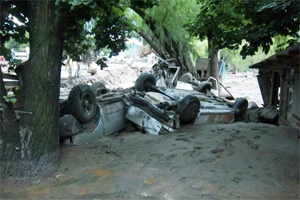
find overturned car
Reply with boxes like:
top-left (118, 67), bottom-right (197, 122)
top-left (59, 71), bottom-right (248, 144)
top-left (124, 73), bottom-right (248, 135)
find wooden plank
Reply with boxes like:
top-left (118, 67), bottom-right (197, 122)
top-left (269, 71), bottom-right (280, 106)
top-left (276, 54), bottom-right (293, 59)
top-left (257, 72), bottom-right (272, 106)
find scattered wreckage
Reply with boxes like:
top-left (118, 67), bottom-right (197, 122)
top-left (59, 58), bottom-right (249, 144)
top-left (123, 58), bottom-right (248, 135)
top-left (124, 73), bottom-right (248, 135)
top-left (3, 58), bottom-right (249, 145)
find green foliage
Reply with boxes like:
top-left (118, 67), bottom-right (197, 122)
top-left (4, 37), bottom-right (27, 51)
top-left (1, 2), bottom-right (29, 63)
top-left (237, 0), bottom-right (299, 57)
top-left (220, 34), bottom-right (297, 73)
top-left (129, 0), bottom-right (202, 66)
top-left (187, 0), bottom-right (300, 58)
top-left (58, 0), bottom-right (143, 60)
top-left (130, 0), bottom-right (158, 10)
top-left (189, 38), bottom-right (208, 58)
top-left (187, 0), bottom-right (247, 50)
top-left (3, 93), bottom-right (17, 104)
top-left (1, 0), bottom-right (155, 63)
top-left (8, 59), bottom-right (22, 72)
top-left (56, 0), bottom-right (97, 9)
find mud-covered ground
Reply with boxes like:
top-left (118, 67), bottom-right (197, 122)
top-left (1, 60), bottom-right (299, 199)
top-left (1, 123), bottom-right (299, 199)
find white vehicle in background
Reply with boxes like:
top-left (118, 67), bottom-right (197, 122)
top-left (12, 50), bottom-right (28, 62)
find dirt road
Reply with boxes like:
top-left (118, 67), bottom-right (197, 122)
top-left (1, 123), bottom-right (298, 199)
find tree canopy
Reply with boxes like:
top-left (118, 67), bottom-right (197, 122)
top-left (187, 0), bottom-right (300, 58)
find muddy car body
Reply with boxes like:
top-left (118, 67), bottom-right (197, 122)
top-left (125, 73), bottom-right (248, 135)
top-left (59, 84), bottom-right (128, 144)
top-left (2, 74), bottom-right (128, 144)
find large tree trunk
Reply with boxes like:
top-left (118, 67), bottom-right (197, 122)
top-left (208, 34), bottom-right (220, 91)
top-left (0, 1), bottom-right (63, 177)
top-left (0, 70), bottom-right (21, 176)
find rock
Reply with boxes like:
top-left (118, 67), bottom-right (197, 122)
top-left (88, 68), bottom-right (97, 75)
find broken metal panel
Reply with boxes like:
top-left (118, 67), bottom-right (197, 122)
top-left (194, 109), bottom-right (235, 125)
top-left (167, 66), bottom-right (180, 87)
top-left (97, 100), bottom-right (128, 136)
top-left (175, 81), bottom-right (194, 90)
top-left (200, 101), bottom-right (234, 110)
top-left (66, 97), bottom-right (128, 145)
top-left (63, 106), bottom-right (101, 145)
top-left (59, 114), bottom-right (83, 138)
top-left (144, 92), bottom-right (171, 104)
top-left (126, 106), bottom-right (179, 135)
top-left (257, 72), bottom-right (272, 106)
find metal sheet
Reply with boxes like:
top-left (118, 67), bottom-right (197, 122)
top-left (99, 100), bottom-right (128, 136)
top-left (194, 109), bottom-right (235, 125)
top-left (70, 97), bottom-right (128, 145)
top-left (126, 106), bottom-right (178, 135)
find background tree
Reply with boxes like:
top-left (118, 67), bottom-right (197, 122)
top-left (235, 0), bottom-right (299, 58)
top-left (221, 35), bottom-right (298, 73)
top-left (1, 0), bottom-right (65, 177)
top-left (129, 0), bottom-right (200, 74)
top-left (187, 0), bottom-right (299, 87)
top-left (0, 0), bottom-right (154, 177)
top-left (187, 0), bottom-right (248, 88)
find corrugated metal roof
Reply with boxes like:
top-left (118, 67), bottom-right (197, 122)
top-left (249, 43), bottom-right (300, 70)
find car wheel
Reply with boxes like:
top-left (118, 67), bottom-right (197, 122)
top-left (68, 84), bottom-right (97, 123)
top-left (135, 73), bottom-right (156, 92)
top-left (176, 95), bottom-right (200, 124)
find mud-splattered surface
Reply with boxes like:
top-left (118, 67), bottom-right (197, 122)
top-left (1, 123), bottom-right (299, 199)
top-left (1, 62), bottom-right (298, 199)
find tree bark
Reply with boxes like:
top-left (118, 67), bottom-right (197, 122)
top-left (0, 69), bottom-right (22, 176)
top-left (208, 34), bottom-right (220, 91)
top-left (0, 1), bottom-right (64, 177)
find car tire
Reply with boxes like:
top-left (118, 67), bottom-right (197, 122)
top-left (176, 95), bottom-right (200, 124)
top-left (68, 84), bottom-right (97, 123)
top-left (234, 98), bottom-right (248, 118)
top-left (197, 81), bottom-right (212, 93)
top-left (135, 73), bottom-right (156, 92)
